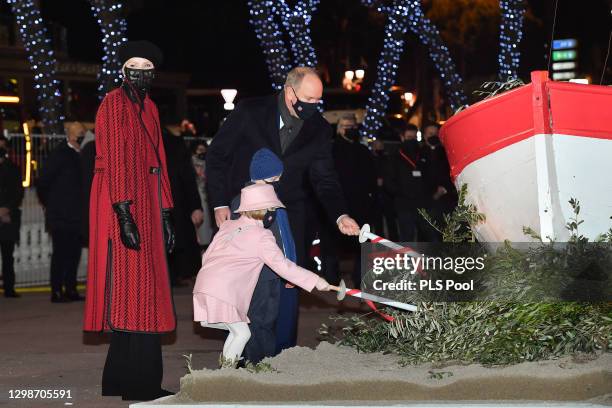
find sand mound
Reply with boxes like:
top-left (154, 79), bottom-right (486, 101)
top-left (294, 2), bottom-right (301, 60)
top-left (165, 342), bottom-right (612, 404)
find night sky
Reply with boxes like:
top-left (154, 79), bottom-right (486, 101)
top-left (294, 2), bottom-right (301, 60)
top-left (4, 0), bottom-right (612, 95)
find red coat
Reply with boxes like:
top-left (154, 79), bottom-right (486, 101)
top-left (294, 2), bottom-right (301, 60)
top-left (83, 87), bottom-right (176, 333)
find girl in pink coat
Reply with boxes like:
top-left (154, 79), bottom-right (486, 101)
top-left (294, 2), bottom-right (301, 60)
top-left (193, 183), bottom-right (330, 367)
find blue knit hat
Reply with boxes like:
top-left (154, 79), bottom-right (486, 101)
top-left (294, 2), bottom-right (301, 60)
top-left (250, 148), bottom-right (284, 181)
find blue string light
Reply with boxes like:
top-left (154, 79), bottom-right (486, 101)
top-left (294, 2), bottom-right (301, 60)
top-left (361, 0), bottom-right (467, 139)
top-left (276, 0), bottom-right (319, 68)
top-left (248, 0), bottom-right (291, 90)
top-left (89, 0), bottom-right (128, 98)
top-left (403, 1), bottom-right (467, 110)
top-left (7, 0), bottom-right (64, 133)
top-left (498, 0), bottom-right (525, 80)
top-left (361, 1), bottom-right (410, 140)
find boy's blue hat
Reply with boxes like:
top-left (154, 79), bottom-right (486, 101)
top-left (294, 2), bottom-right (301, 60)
top-left (250, 148), bottom-right (284, 181)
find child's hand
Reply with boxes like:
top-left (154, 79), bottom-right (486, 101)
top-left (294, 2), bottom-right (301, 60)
top-left (315, 277), bottom-right (331, 291)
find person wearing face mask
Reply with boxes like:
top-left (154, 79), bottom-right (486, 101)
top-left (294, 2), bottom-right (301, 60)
top-left (371, 139), bottom-right (399, 242)
top-left (36, 120), bottom-right (86, 303)
top-left (82, 41), bottom-right (176, 401)
top-left (0, 135), bottom-right (24, 298)
top-left (319, 115), bottom-right (376, 288)
top-left (419, 122), bottom-right (458, 242)
top-left (161, 127), bottom-right (203, 287)
top-left (384, 123), bottom-right (429, 242)
top-left (207, 67), bottom-right (359, 272)
top-left (191, 141), bottom-right (213, 246)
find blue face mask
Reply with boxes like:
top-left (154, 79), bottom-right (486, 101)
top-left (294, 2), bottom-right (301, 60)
top-left (290, 87), bottom-right (318, 120)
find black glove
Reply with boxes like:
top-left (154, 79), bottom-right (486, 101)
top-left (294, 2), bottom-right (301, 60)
top-left (112, 201), bottom-right (140, 250)
top-left (162, 208), bottom-right (175, 254)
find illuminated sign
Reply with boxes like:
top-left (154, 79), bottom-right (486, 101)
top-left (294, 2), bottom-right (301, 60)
top-left (552, 38), bottom-right (577, 50)
top-left (552, 50), bottom-right (577, 61)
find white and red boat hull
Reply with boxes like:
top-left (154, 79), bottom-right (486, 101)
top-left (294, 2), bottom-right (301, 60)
top-left (440, 71), bottom-right (612, 242)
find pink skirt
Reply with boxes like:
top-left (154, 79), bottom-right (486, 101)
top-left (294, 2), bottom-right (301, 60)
top-left (193, 293), bottom-right (249, 323)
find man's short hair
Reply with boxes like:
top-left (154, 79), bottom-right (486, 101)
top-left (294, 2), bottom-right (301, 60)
top-left (285, 67), bottom-right (320, 89)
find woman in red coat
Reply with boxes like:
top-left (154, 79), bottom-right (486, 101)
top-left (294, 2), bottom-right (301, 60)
top-left (83, 41), bottom-right (176, 401)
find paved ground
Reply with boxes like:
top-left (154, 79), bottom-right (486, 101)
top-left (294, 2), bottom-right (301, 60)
top-left (0, 284), bottom-right (366, 408)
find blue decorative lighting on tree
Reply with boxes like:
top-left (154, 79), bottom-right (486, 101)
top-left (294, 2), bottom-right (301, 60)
top-left (276, 0), bottom-right (319, 67)
top-left (361, 0), bottom-right (467, 139)
top-left (89, 0), bottom-right (128, 98)
top-left (498, 0), bottom-right (525, 80)
top-left (403, 0), bottom-right (467, 111)
top-left (248, 0), bottom-right (292, 90)
top-left (6, 0), bottom-right (64, 133)
top-left (361, 1), bottom-right (410, 140)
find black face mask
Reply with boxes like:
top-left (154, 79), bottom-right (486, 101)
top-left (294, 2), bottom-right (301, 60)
top-left (344, 128), bottom-right (360, 143)
top-left (76, 136), bottom-right (85, 146)
top-left (0, 147), bottom-right (7, 158)
top-left (428, 136), bottom-right (441, 147)
top-left (262, 210), bottom-right (277, 229)
top-left (124, 67), bottom-right (155, 94)
top-left (196, 152), bottom-right (206, 160)
top-left (401, 139), bottom-right (419, 155)
top-left (290, 87), bottom-right (318, 120)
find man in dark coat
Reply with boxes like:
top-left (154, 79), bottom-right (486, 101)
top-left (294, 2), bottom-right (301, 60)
top-left (384, 123), bottom-right (429, 242)
top-left (161, 128), bottom-right (203, 286)
top-left (83, 41), bottom-right (175, 401)
top-left (36, 122), bottom-right (86, 302)
top-left (207, 67), bottom-right (360, 363)
top-left (0, 135), bottom-right (24, 298)
top-left (419, 123), bottom-right (458, 241)
top-left (320, 114), bottom-right (376, 287)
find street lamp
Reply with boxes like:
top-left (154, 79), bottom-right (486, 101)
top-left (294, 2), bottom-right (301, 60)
top-left (343, 69), bottom-right (365, 91)
top-left (221, 89), bottom-right (238, 110)
top-left (403, 92), bottom-right (415, 107)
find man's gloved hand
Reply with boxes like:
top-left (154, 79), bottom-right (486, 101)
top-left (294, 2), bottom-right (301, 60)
top-left (112, 201), bottom-right (140, 250)
top-left (162, 208), bottom-right (175, 254)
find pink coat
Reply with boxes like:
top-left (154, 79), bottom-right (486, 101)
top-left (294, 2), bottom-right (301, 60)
top-left (193, 216), bottom-right (320, 323)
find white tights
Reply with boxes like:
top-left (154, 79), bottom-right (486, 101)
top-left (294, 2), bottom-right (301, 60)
top-left (200, 321), bottom-right (251, 364)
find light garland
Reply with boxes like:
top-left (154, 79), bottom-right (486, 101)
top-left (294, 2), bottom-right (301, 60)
top-left (89, 0), bottom-right (128, 98)
top-left (403, 0), bottom-right (467, 111)
top-left (498, 0), bottom-right (525, 80)
top-left (361, 0), bottom-right (467, 139)
top-left (361, 1), bottom-right (410, 139)
top-left (248, 0), bottom-right (291, 90)
top-left (276, 0), bottom-right (319, 68)
top-left (7, 0), bottom-right (64, 133)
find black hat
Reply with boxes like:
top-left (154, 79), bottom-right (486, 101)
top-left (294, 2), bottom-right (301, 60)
top-left (118, 40), bottom-right (163, 68)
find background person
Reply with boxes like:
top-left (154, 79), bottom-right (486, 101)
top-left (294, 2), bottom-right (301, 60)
top-left (36, 121), bottom-right (86, 303)
top-left (0, 135), bottom-right (24, 298)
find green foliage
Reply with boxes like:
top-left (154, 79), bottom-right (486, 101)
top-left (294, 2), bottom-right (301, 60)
top-left (323, 194), bottom-right (612, 366)
top-left (418, 183), bottom-right (486, 243)
top-left (183, 353), bottom-right (193, 374)
top-left (244, 361), bottom-right (277, 373)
